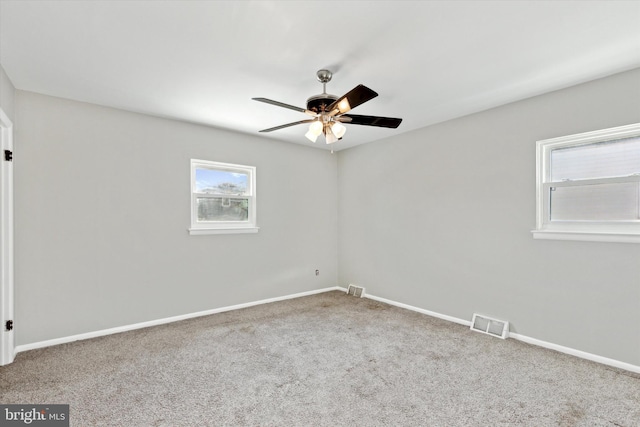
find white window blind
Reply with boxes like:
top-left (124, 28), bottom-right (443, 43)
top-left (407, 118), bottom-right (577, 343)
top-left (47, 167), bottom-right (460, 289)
top-left (550, 182), bottom-right (639, 221)
top-left (550, 137), bottom-right (640, 181)
top-left (549, 136), bottom-right (640, 223)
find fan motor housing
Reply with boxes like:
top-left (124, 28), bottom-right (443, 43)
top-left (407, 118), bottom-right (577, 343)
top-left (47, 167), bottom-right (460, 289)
top-left (306, 94), bottom-right (337, 113)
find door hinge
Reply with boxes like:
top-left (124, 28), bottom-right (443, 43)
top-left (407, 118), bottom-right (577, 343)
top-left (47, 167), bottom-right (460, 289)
top-left (5, 320), bottom-right (13, 331)
top-left (4, 150), bottom-right (12, 162)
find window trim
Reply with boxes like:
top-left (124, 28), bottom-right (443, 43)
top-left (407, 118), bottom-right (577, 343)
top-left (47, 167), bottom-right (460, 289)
top-left (188, 159), bottom-right (258, 235)
top-left (532, 123), bottom-right (640, 244)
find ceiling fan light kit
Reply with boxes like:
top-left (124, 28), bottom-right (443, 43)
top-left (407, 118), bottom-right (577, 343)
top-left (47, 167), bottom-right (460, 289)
top-left (304, 120), bottom-right (324, 143)
top-left (253, 69), bottom-right (402, 148)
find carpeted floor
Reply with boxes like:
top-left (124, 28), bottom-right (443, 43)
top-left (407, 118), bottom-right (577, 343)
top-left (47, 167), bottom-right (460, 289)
top-left (1, 291), bottom-right (638, 426)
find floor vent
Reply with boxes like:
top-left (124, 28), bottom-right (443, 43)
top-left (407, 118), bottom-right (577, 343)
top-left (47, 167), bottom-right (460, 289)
top-left (470, 314), bottom-right (509, 339)
top-left (346, 285), bottom-right (365, 298)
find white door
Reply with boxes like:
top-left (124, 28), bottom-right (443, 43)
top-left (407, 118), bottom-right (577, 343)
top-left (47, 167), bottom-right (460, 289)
top-left (0, 108), bottom-right (14, 365)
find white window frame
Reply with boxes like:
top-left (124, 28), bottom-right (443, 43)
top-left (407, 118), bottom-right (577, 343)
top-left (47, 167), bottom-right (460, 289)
top-left (532, 123), bottom-right (640, 243)
top-left (189, 159), bottom-right (258, 235)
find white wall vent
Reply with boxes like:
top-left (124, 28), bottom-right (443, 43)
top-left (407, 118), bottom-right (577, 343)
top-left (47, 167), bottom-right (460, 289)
top-left (346, 285), bottom-right (365, 298)
top-left (470, 313), bottom-right (509, 339)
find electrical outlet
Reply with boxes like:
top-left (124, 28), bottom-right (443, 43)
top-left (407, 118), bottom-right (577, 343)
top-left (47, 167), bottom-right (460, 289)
top-left (315, 269), bottom-right (319, 276)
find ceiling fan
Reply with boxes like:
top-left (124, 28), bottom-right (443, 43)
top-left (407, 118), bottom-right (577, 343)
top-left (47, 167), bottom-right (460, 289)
top-left (252, 69), bottom-right (402, 146)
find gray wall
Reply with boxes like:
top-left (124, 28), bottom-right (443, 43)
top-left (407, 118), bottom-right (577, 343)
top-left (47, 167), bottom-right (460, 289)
top-left (337, 68), bottom-right (640, 366)
top-left (0, 64), bottom-right (15, 121)
top-left (14, 91), bottom-right (338, 345)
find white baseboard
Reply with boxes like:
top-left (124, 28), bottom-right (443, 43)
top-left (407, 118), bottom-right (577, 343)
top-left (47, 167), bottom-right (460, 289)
top-left (14, 286), bottom-right (342, 354)
top-left (365, 293), bottom-right (472, 327)
top-left (14, 286), bottom-right (640, 374)
top-left (363, 292), bottom-right (640, 374)
top-left (508, 332), bottom-right (640, 374)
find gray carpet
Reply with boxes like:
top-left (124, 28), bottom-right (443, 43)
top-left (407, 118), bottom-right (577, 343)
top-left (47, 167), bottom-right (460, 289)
top-left (1, 291), bottom-right (638, 426)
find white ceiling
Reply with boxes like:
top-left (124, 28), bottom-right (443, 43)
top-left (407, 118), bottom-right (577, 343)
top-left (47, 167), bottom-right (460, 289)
top-left (1, 1), bottom-right (639, 151)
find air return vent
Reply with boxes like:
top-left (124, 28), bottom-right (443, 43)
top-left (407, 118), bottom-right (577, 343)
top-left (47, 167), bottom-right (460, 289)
top-left (346, 285), bottom-right (365, 298)
top-left (470, 314), bottom-right (509, 339)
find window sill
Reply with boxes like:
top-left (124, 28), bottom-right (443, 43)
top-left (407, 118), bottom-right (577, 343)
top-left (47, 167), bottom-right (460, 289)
top-left (531, 230), bottom-right (640, 244)
top-left (189, 227), bottom-right (259, 235)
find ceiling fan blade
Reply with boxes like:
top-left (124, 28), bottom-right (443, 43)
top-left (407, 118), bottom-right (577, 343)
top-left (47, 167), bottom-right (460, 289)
top-left (326, 85), bottom-right (378, 116)
top-left (259, 119), bottom-right (315, 133)
top-left (252, 98), bottom-right (316, 116)
top-left (339, 114), bottom-right (402, 129)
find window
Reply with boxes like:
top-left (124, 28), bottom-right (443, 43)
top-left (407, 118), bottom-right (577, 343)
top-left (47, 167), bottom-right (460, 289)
top-left (533, 123), bottom-right (640, 243)
top-left (189, 159), bottom-right (258, 235)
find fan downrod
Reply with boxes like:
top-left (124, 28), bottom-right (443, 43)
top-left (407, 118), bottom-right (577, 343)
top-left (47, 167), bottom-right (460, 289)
top-left (307, 69), bottom-right (337, 113)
